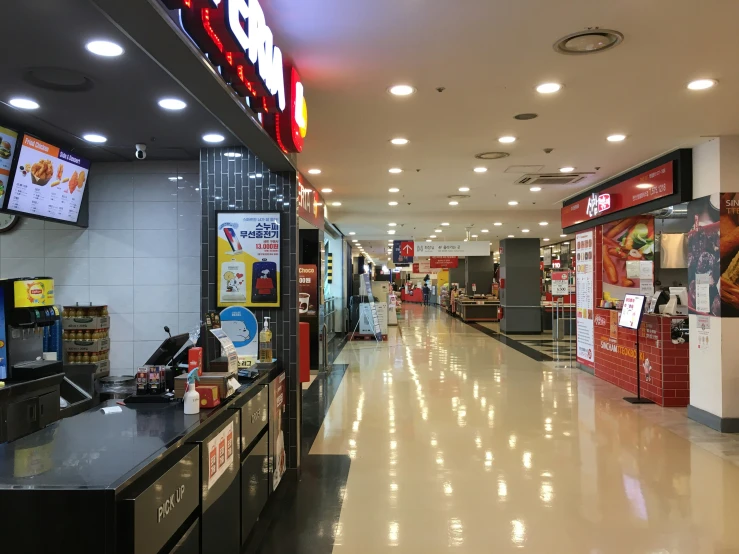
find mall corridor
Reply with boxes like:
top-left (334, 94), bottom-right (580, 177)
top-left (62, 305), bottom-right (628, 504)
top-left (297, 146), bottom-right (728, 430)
top-left (293, 304), bottom-right (739, 554)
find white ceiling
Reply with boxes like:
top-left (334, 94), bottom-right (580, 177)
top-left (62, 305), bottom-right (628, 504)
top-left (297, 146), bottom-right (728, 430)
top-left (265, 0), bottom-right (739, 250)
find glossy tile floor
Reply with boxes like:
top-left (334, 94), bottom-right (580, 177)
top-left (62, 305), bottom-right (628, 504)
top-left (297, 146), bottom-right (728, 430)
top-left (307, 304), bottom-right (739, 553)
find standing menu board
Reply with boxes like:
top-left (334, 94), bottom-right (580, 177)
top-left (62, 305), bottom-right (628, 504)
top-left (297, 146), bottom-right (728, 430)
top-left (7, 135), bottom-right (89, 223)
top-left (217, 212), bottom-right (281, 308)
top-left (0, 125), bottom-right (19, 205)
top-left (576, 230), bottom-right (595, 365)
top-left (619, 294), bottom-right (646, 330)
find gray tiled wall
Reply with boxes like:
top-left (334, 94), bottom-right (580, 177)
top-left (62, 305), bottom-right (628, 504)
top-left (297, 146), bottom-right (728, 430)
top-left (200, 147), bottom-right (300, 469)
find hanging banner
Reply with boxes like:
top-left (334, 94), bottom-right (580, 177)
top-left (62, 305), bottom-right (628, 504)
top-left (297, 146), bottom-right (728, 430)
top-left (576, 230), bottom-right (595, 366)
top-left (415, 241), bottom-right (490, 257)
top-left (430, 256), bottom-right (459, 269)
top-left (217, 212), bottom-right (281, 308)
top-left (298, 265), bottom-right (318, 315)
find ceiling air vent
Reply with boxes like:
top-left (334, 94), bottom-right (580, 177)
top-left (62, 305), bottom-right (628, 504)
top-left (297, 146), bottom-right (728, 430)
top-left (514, 172), bottom-right (594, 186)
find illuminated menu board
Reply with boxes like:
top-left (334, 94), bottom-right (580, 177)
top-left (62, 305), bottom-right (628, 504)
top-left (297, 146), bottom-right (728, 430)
top-left (8, 135), bottom-right (90, 223)
top-left (0, 125), bottom-right (19, 206)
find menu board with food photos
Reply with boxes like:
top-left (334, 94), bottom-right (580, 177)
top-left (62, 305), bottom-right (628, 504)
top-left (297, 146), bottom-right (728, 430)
top-left (7, 135), bottom-right (90, 223)
top-left (0, 125), bottom-right (19, 205)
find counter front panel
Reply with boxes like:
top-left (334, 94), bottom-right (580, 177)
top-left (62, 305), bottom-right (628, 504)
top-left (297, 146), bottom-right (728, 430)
top-left (594, 309), bottom-right (689, 406)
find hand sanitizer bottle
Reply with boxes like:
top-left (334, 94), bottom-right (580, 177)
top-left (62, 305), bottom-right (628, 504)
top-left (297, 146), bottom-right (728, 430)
top-left (259, 317), bottom-right (273, 363)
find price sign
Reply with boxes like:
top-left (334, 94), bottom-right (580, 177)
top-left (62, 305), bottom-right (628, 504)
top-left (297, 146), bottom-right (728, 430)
top-left (551, 271), bottom-right (569, 296)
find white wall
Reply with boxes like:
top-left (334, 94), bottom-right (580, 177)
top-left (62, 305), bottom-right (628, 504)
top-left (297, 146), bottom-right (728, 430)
top-left (0, 161), bottom-right (201, 375)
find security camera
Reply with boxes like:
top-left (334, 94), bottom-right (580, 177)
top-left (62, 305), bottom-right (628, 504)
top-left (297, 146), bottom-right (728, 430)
top-left (135, 143), bottom-right (147, 160)
top-left (543, 148), bottom-right (554, 154)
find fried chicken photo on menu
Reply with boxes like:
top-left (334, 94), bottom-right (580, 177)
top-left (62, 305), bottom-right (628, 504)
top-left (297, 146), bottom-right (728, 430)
top-left (30, 159), bottom-right (53, 185)
top-left (56, 164), bottom-right (63, 181)
top-left (78, 170), bottom-right (86, 189)
top-left (69, 171), bottom-right (79, 193)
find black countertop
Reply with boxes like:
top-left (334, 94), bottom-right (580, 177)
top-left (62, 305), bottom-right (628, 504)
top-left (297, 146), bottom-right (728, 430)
top-left (0, 371), bottom-right (272, 491)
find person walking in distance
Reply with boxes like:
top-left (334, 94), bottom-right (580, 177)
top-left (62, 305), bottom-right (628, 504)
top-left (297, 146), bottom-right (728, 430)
top-left (422, 282), bottom-right (430, 306)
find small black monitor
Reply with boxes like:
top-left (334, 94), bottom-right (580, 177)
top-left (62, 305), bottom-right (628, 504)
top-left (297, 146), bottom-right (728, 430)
top-left (145, 333), bottom-right (191, 366)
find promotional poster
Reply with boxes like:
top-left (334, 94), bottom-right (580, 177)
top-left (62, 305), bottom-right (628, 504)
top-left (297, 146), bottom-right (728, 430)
top-left (219, 306), bottom-right (258, 366)
top-left (0, 125), bottom-right (19, 204)
top-left (687, 194), bottom-right (720, 315)
top-left (601, 216), bottom-right (655, 302)
top-left (298, 265), bottom-right (318, 315)
top-left (272, 372), bottom-right (287, 491)
top-left (575, 231), bottom-right (595, 365)
top-left (217, 212), bottom-right (281, 308)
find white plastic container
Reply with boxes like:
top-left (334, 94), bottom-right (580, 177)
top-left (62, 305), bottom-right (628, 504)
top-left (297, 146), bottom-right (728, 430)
top-left (183, 386), bottom-right (200, 414)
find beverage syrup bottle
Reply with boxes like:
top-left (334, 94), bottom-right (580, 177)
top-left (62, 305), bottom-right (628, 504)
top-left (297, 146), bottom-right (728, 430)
top-left (259, 317), bottom-right (273, 363)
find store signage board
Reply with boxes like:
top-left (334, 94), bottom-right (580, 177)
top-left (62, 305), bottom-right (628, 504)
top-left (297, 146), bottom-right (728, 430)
top-left (551, 271), bottom-right (569, 296)
top-left (561, 161), bottom-right (674, 228)
top-left (415, 241), bottom-right (490, 257)
top-left (0, 124), bottom-right (19, 206)
top-left (216, 212), bottom-right (281, 308)
top-left (163, 0), bottom-right (307, 152)
top-left (393, 240), bottom-right (414, 264)
top-left (430, 256), bottom-right (459, 269)
top-left (297, 177), bottom-right (324, 228)
top-left (618, 294), bottom-right (646, 330)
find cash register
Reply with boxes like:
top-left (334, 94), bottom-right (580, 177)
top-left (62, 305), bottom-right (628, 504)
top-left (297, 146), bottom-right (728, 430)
top-left (0, 277), bottom-right (64, 442)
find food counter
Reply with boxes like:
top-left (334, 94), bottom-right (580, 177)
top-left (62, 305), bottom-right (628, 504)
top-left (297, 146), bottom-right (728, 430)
top-left (594, 308), bottom-right (689, 406)
top-left (455, 297), bottom-right (500, 322)
top-left (401, 288), bottom-right (424, 303)
top-left (0, 366), bottom-right (282, 554)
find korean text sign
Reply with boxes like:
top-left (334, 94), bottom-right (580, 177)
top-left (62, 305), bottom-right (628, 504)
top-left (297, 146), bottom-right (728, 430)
top-left (217, 212), bottom-right (281, 307)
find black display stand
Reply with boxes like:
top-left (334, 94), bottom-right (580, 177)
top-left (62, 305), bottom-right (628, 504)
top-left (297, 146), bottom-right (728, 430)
top-left (620, 294), bottom-right (654, 405)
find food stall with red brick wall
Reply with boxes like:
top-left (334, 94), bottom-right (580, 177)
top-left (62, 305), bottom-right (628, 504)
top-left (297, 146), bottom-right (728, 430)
top-left (563, 149), bottom-right (693, 405)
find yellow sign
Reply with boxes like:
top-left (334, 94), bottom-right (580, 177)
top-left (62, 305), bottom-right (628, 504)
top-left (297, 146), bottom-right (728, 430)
top-left (13, 279), bottom-right (55, 307)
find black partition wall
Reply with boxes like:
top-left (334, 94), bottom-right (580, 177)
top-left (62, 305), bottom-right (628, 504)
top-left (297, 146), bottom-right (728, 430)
top-left (200, 146), bottom-right (301, 470)
top-left (499, 238), bottom-right (542, 334)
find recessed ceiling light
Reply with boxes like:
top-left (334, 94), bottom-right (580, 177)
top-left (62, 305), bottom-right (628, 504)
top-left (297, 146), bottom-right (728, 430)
top-left (441, 222), bottom-right (450, 226)
top-left (508, 201), bottom-right (519, 206)
top-left (435, 229), bottom-right (442, 233)
top-left (449, 201), bottom-right (459, 206)
top-left (498, 136), bottom-right (517, 144)
top-left (508, 235), bottom-right (515, 238)
top-left (494, 222), bottom-right (503, 226)
top-left (471, 234), bottom-right (478, 238)
top-left (308, 169), bottom-right (322, 175)
top-left (349, 232), bottom-right (356, 236)
top-left (687, 79), bottom-right (717, 91)
top-left (554, 29), bottom-right (623, 55)
top-left (390, 138), bottom-right (409, 145)
top-left (356, 243), bottom-right (361, 246)
top-left (522, 229), bottom-right (530, 233)
top-left (388, 168), bottom-right (403, 174)
top-left (203, 133), bottom-right (225, 143)
top-left (536, 83), bottom-right (563, 94)
top-left (425, 239), bottom-right (432, 242)
top-left (481, 229), bottom-right (489, 233)
top-left (430, 235), bottom-right (437, 238)
top-left (559, 166), bottom-right (575, 173)
top-left (473, 167), bottom-right (488, 173)
top-left (9, 98), bottom-right (39, 110)
top-left (223, 152), bottom-right (242, 158)
top-left (331, 202), bottom-right (342, 207)
top-left (167, 176), bottom-right (184, 181)
top-left (543, 238), bottom-right (550, 242)
top-left (458, 187), bottom-right (470, 192)
top-left (388, 222), bottom-right (397, 226)
top-left (560, 234), bottom-right (567, 237)
top-left (83, 133), bottom-right (107, 143)
top-left (389, 187), bottom-right (400, 193)
top-left (636, 183), bottom-right (652, 189)
top-left (539, 221), bottom-right (549, 226)
top-left (388, 230), bottom-right (396, 235)
top-left (530, 187), bottom-right (542, 192)
top-left (85, 40), bottom-right (124, 57)
top-left (352, 239), bottom-right (357, 243)
top-left (607, 134), bottom-right (626, 142)
top-left (321, 188), bottom-right (333, 193)
top-left (388, 85), bottom-right (416, 96)
top-left (158, 98), bottom-right (187, 110)
top-left (389, 201), bottom-right (398, 206)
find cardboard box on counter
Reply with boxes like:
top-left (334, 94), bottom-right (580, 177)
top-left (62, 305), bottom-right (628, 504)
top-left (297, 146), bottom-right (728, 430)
top-left (174, 372), bottom-right (231, 399)
top-left (64, 337), bottom-right (110, 353)
top-left (63, 316), bottom-right (110, 330)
